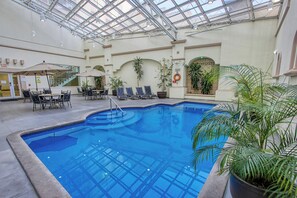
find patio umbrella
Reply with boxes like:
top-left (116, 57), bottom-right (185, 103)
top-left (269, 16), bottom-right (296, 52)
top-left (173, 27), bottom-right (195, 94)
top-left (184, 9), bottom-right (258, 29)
top-left (76, 69), bottom-right (106, 88)
top-left (14, 61), bottom-right (69, 91)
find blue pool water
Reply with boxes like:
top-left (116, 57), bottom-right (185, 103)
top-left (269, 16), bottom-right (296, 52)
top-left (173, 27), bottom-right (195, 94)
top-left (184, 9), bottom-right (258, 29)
top-left (23, 102), bottom-right (226, 198)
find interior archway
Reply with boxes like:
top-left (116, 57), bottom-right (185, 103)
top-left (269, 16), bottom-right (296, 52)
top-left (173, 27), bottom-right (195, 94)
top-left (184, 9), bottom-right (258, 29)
top-left (186, 57), bottom-right (218, 95)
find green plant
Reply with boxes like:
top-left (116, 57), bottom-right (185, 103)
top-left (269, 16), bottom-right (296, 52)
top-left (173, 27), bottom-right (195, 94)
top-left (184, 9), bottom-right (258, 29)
top-left (109, 76), bottom-right (125, 90)
top-left (188, 62), bottom-right (202, 90)
top-left (95, 77), bottom-right (103, 89)
top-left (81, 80), bottom-right (90, 89)
top-left (0, 90), bottom-right (2, 97)
top-left (200, 67), bottom-right (219, 94)
top-left (157, 58), bottom-right (173, 92)
top-left (133, 57), bottom-right (143, 87)
top-left (192, 65), bottom-right (297, 197)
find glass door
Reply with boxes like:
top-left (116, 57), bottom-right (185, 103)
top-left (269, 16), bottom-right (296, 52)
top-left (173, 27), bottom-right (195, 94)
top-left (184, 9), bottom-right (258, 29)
top-left (0, 73), bottom-right (12, 98)
top-left (0, 73), bottom-right (21, 99)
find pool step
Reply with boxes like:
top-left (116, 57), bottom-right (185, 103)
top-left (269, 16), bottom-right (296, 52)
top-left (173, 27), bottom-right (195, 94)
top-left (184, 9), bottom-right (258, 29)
top-left (86, 112), bottom-right (141, 129)
top-left (88, 111), bottom-right (126, 120)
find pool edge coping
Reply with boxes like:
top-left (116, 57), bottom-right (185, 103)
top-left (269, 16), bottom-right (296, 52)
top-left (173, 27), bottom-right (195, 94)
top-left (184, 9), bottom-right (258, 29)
top-left (6, 99), bottom-right (229, 198)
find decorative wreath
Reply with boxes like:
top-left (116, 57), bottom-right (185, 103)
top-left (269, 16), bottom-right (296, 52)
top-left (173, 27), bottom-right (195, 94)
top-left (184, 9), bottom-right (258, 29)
top-left (173, 73), bottom-right (181, 82)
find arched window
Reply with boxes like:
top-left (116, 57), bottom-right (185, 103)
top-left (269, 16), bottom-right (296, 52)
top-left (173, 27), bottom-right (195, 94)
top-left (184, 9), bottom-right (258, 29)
top-left (275, 53), bottom-right (282, 76)
top-left (290, 31), bottom-right (297, 70)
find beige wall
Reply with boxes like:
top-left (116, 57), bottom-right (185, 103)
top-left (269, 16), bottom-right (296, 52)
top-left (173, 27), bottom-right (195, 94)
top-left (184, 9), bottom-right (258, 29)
top-left (0, 0), bottom-right (85, 93)
top-left (90, 19), bottom-right (277, 101)
top-left (273, 0), bottom-right (297, 84)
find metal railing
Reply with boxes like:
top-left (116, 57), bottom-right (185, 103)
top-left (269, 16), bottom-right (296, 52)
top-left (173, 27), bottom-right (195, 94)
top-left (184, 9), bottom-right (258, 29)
top-left (108, 96), bottom-right (125, 117)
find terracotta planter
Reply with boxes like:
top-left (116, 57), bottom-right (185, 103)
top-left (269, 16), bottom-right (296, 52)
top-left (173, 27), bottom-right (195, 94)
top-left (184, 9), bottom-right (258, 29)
top-left (157, 91), bottom-right (167, 99)
top-left (230, 173), bottom-right (267, 198)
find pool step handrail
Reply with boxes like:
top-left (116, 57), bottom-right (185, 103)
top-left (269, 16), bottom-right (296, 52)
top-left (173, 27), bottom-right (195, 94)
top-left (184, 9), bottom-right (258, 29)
top-left (108, 96), bottom-right (125, 117)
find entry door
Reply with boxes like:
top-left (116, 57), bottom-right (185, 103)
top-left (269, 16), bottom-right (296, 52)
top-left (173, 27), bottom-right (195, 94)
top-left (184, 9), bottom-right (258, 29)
top-left (0, 73), bottom-right (21, 99)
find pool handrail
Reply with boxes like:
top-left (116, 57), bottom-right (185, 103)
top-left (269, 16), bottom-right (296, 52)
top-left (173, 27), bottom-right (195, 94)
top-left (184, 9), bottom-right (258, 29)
top-left (108, 96), bottom-right (125, 116)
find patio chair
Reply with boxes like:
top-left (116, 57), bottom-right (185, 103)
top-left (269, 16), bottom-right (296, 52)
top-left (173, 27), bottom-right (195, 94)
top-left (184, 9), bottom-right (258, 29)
top-left (43, 89), bottom-right (52, 94)
top-left (63, 91), bottom-right (72, 108)
top-left (77, 87), bottom-right (83, 96)
top-left (126, 87), bottom-right (139, 100)
top-left (22, 89), bottom-right (31, 102)
top-left (144, 86), bottom-right (157, 99)
top-left (85, 88), bottom-right (93, 100)
top-left (136, 87), bottom-right (149, 99)
top-left (101, 89), bottom-right (108, 99)
top-left (30, 92), bottom-right (47, 111)
top-left (117, 87), bottom-right (127, 100)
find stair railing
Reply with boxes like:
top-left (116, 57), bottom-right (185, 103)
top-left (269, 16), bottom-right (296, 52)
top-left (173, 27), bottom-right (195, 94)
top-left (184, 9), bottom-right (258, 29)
top-left (108, 96), bottom-right (125, 117)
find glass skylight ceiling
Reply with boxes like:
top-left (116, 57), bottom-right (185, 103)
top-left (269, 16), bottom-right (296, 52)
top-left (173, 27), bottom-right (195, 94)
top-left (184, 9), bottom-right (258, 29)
top-left (13, 0), bottom-right (282, 41)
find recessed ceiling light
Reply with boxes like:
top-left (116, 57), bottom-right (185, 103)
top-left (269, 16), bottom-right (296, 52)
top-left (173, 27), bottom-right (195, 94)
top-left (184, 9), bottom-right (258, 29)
top-left (208, 0), bottom-right (214, 4)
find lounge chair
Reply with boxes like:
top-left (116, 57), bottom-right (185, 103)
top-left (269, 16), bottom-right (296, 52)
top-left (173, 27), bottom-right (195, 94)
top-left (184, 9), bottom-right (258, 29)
top-left (126, 87), bottom-right (139, 100)
top-left (117, 87), bottom-right (127, 100)
top-left (136, 87), bottom-right (149, 99)
top-left (144, 86), bottom-right (157, 99)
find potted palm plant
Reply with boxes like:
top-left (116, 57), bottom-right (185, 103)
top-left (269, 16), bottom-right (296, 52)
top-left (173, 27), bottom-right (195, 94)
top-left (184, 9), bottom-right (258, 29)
top-left (109, 76), bottom-right (125, 96)
top-left (188, 62), bottom-right (203, 91)
top-left (157, 58), bottom-right (173, 98)
top-left (192, 65), bottom-right (297, 198)
top-left (133, 57), bottom-right (143, 87)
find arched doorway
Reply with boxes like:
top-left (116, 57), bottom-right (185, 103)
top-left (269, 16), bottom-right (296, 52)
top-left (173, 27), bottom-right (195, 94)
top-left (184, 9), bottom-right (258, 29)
top-left (186, 57), bottom-right (218, 95)
top-left (93, 65), bottom-right (105, 90)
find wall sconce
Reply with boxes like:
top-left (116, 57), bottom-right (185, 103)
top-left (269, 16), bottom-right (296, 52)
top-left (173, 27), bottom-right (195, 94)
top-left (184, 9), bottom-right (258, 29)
top-left (5, 58), bottom-right (10, 64)
top-left (0, 58), bottom-right (2, 64)
top-left (13, 59), bottom-right (17, 64)
top-left (20, 60), bottom-right (24, 65)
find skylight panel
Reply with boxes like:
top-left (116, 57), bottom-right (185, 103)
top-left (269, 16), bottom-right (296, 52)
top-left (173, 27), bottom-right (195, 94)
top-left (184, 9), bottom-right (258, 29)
top-left (77, 10), bottom-right (91, 19)
top-left (165, 8), bottom-right (179, 18)
top-left (252, 0), bottom-right (269, 6)
top-left (131, 15), bottom-right (145, 23)
top-left (55, 3), bottom-right (70, 16)
top-left (82, 2), bottom-right (98, 14)
top-left (180, 2), bottom-right (196, 12)
top-left (189, 15), bottom-right (204, 23)
top-left (157, 0), bottom-right (175, 11)
top-left (90, 0), bottom-right (106, 9)
top-left (207, 8), bottom-right (225, 19)
top-left (174, 20), bottom-right (190, 28)
top-left (169, 14), bottom-right (185, 23)
top-left (72, 15), bottom-right (85, 23)
top-left (202, 0), bottom-right (223, 12)
top-left (174, 0), bottom-right (189, 5)
top-left (117, 1), bottom-right (134, 13)
top-left (109, 9), bottom-right (121, 18)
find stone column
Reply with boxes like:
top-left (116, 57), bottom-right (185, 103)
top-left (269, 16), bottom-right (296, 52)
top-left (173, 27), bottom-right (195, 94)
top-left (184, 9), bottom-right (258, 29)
top-left (169, 40), bottom-right (187, 99)
top-left (103, 44), bottom-right (113, 93)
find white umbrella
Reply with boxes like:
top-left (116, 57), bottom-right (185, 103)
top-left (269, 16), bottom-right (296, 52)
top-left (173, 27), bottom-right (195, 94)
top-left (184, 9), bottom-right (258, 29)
top-left (76, 69), bottom-right (106, 88)
top-left (14, 61), bottom-right (69, 91)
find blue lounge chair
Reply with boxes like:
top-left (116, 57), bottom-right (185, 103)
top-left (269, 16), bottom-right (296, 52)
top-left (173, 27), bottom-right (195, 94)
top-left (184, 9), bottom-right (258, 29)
top-left (126, 87), bottom-right (139, 100)
top-left (117, 87), bottom-right (127, 100)
top-left (144, 86), bottom-right (157, 99)
top-left (136, 87), bottom-right (149, 99)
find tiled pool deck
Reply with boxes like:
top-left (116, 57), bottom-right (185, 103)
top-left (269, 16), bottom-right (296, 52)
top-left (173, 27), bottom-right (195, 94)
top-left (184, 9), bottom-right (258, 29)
top-left (0, 95), bottom-right (229, 198)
